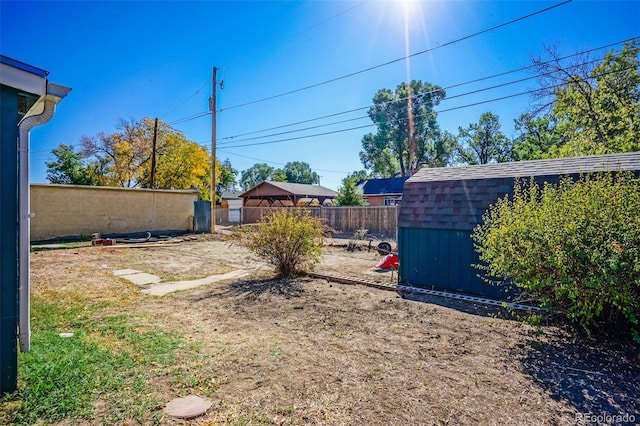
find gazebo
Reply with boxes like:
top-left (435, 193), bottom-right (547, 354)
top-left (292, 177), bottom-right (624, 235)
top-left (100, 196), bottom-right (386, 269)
top-left (239, 181), bottom-right (337, 207)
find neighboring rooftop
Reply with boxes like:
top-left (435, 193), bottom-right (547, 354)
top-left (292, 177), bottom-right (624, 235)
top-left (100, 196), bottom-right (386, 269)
top-left (362, 177), bottom-right (409, 195)
top-left (220, 190), bottom-right (242, 200)
top-left (239, 181), bottom-right (338, 206)
top-left (241, 181), bottom-right (337, 198)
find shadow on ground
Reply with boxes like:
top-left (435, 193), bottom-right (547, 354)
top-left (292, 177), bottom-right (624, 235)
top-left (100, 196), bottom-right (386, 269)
top-left (517, 333), bottom-right (640, 419)
top-left (222, 277), bottom-right (306, 300)
top-left (400, 291), bottom-right (516, 318)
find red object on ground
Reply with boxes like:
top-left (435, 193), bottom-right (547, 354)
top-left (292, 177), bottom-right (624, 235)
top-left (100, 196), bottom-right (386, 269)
top-left (377, 253), bottom-right (399, 270)
top-left (92, 239), bottom-right (116, 246)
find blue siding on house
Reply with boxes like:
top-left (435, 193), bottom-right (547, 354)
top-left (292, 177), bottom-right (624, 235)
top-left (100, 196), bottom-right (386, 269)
top-left (0, 85), bottom-right (20, 393)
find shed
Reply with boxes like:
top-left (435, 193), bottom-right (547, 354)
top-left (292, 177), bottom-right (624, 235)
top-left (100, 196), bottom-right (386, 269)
top-left (362, 177), bottom-right (409, 206)
top-left (398, 152), bottom-right (640, 299)
top-left (239, 181), bottom-right (337, 207)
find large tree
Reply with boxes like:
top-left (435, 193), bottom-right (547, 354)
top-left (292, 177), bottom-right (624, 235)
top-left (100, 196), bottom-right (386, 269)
top-left (46, 144), bottom-right (99, 185)
top-left (346, 170), bottom-right (370, 184)
top-left (80, 118), bottom-right (204, 188)
top-left (50, 117), bottom-right (219, 197)
top-left (531, 41), bottom-right (640, 156)
top-left (510, 113), bottom-right (563, 161)
top-left (240, 163), bottom-right (279, 191)
top-left (152, 132), bottom-right (210, 190)
top-left (240, 161), bottom-right (320, 190)
top-left (217, 158), bottom-right (238, 194)
top-left (360, 80), bottom-right (448, 177)
top-left (454, 112), bottom-right (511, 165)
top-left (283, 161), bottom-right (319, 184)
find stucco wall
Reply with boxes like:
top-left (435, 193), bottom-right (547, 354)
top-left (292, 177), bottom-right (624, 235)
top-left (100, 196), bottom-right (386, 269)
top-left (30, 184), bottom-right (198, 241)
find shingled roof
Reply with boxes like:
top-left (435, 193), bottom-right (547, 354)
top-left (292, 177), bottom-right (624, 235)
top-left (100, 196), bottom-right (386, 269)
top-left (399, 152), bottom-right (640, 231)
top-left (362, 177), bottom-right (409, 196)
top-left (239, 181), bottom-right (337, 206)
top-left (409, 152), bottom-right (640, 182)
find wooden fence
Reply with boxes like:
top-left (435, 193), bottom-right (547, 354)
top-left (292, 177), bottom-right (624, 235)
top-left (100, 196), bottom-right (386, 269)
top-left (216, 206), bottom-right (398, 239)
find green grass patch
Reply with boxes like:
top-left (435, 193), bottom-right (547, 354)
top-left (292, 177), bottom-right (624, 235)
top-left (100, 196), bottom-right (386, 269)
top-left (31, 240), bottom-right (92, 252)
top-left (0, 294), bottom-right (211, 425)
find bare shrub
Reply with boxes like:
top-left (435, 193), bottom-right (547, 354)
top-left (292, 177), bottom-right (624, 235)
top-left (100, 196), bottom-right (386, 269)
top-left (233, 209), bottom-right (326, 278)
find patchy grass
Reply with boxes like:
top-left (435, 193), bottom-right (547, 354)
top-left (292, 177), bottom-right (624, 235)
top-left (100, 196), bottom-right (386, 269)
top-left (0, 293), bottom-right (221, 425)
top-left (3, 240), bottom-right (639, 425)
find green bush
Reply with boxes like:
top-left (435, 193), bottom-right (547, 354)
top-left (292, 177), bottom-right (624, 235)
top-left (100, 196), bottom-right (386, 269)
top-left (234, 209), bottom-right (326, 277)
top-left (472, 172), bottom-right (640, 341)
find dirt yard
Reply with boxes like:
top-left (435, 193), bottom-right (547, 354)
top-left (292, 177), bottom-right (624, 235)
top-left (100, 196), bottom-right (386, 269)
top-left (29, 235), bottom-right (640, 425)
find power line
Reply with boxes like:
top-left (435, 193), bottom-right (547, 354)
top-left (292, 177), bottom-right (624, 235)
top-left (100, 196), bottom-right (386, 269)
top-left (217, 54), bottom-right (611, 146)
top-left (217, 37), bottom-right (635, 142)
top-left (287, 0), bottom-right (370, 41)
top-left (220, 65), bottom-right (635, 149)
top-left (215, 68), bottom-right (546, 146)
top-left (222, 124), bottom-right (374, 149)
top-left (219, 0), bottom-right (573, 112)
top-left (36, 37), bottom-right (636, 159)
top-left (159, 79), bottom-right (209, 119)
top-left (167, 111), bottom-right (210, 125)
top-left (219, 115), bottom-right (371, 145)
top-left (224, 1), bottom-right (371, 79)
top-left (218, 105), bottom-right (371, 141)
top-left (217, 149), bottom-right (347, 174)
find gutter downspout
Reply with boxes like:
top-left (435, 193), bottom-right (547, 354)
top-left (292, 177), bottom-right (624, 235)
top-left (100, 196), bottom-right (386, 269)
top-left (17, 93), bottom-right (63, 352)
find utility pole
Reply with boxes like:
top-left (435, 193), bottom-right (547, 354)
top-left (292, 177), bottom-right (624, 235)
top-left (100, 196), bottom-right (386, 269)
top-left (210, 67), bottom-right (218, 233)
top-left (406, 82), bottom-right (417, 175)
top-left (150, 117), bottom-right (158, 189)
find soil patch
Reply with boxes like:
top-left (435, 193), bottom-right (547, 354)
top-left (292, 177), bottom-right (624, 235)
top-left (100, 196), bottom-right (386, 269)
top-left (28, 236), bottom-right (640, 424)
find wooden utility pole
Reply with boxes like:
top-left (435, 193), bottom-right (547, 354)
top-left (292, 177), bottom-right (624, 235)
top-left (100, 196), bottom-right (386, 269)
top-left (210, 67), bottom-right (218, 233)
top-left (150, 117), bottom-right (158, 189)
top-left (406, 83), bottom-right (417, 175)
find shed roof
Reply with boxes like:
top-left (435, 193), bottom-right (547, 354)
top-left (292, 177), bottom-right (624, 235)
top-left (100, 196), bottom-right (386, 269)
top-left (362, 177), bottom-right (409, 195)
top-left (408, 152), bottom-right (640, 183)
top-left (399, 152), bottom-right (640, 231)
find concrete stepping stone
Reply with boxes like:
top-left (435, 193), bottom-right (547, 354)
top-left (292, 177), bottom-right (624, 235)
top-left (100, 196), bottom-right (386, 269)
top-left (142, 270), bottom-right (249, 296)
top-left (113, 269), bottom-right (161, 286)
top-left (163, 395), bottom-right (212, 419)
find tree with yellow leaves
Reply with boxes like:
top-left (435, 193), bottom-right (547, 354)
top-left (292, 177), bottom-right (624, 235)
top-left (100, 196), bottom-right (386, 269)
top-left (48, 117), bottom-right (237, 201)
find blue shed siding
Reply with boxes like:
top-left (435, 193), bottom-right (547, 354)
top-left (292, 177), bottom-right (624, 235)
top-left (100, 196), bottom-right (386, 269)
top-left (398, 227), bottom-right (516, 299)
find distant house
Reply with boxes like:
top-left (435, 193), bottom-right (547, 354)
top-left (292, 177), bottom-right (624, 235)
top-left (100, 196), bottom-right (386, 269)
top-left (239, 181), bottom-right (337, 207)
top-left (362, 177), bottom-right (409, 206)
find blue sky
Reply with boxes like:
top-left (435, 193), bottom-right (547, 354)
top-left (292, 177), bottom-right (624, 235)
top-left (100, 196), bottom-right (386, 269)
top-left (1, 0), bottom-right (638, 191)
